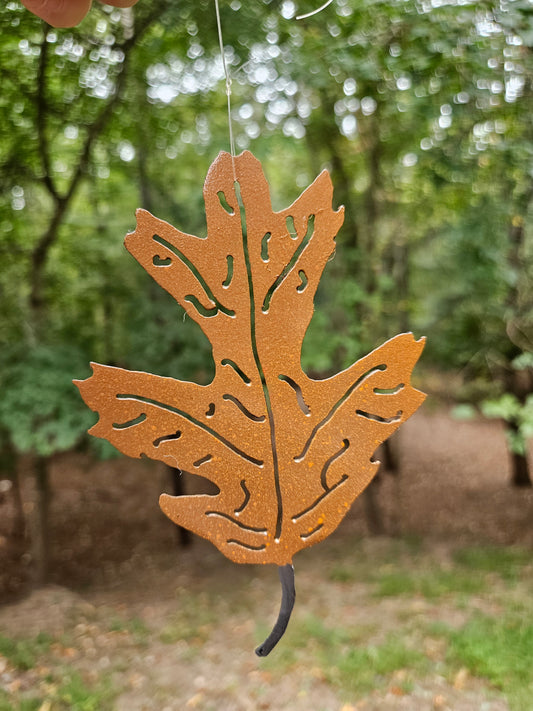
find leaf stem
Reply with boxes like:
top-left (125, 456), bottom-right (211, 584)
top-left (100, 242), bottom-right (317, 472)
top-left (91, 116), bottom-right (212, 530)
top-left (255, 564), bottom-right (295, 657)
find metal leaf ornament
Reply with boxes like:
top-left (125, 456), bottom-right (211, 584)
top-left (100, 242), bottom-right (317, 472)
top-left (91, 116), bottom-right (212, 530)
top-left (76, 151), bottom-right (425, 655)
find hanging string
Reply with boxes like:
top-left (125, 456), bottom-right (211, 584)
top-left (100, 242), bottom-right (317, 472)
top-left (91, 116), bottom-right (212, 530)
top-left (214, 0), bottom-right (237, 180)
top-left (296, 0), bottom-right (334, 21)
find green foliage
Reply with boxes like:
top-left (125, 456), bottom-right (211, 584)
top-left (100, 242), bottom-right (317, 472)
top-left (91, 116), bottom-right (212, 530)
top-left (0, 345), bottom-right (94, 456)
top-left (438, 613), bottom-right (533, 711)
top-left (482, 393), bottom-right (533, 455)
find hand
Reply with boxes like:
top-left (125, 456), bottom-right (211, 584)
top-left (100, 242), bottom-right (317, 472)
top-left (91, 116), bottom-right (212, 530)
top-left (22, 0), bottom-right (140, 28)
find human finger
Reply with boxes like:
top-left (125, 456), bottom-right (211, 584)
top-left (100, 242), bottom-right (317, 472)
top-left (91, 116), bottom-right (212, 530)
top-left (102, 0), bottom-right (139, 6)
top-left (21, 0), bottom-right (93, 27)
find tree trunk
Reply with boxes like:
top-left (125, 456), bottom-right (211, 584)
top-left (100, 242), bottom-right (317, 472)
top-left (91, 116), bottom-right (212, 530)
top-left (362, 477), bottom-right (385, 535)
top-left (10, 463), bottom-right (27, 541)
top-left (32, 456), bottom-right (51, 584)
top-left (0, 439), bottom-right (26, 541)
top-left (503, 369), bottom-right (532, 488)
top-left (510, 450), bottom-right (531, 487)
top-left (380, 438), bottom-right (399, 475)
top-left (505, 420), bottom-right (532, 487)
top-left (167, 465), bottom-right (192, 546)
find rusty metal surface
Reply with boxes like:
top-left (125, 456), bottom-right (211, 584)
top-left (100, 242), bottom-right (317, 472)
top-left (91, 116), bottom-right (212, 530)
top-left (76, 151), bottom-right (425, 566)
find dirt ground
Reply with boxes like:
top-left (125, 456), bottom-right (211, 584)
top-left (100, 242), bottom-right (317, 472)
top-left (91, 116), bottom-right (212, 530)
top-left (0, 409), bottom-right (532, 710)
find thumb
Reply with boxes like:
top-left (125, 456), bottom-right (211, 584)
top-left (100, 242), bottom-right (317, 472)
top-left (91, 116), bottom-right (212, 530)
top-left (22, 0), bottom-right (93, 27)
top-left (102, 0), bottom-right (140, 6)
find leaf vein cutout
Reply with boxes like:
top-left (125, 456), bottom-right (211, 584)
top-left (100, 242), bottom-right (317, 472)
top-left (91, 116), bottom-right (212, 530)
top-left (262, 215), bottom-right (315, 313)
top-left (193, 454), bottom-right (212, 467)
top-left (292, 475), bottom-right (349, 522)
top-left (205, 511), bottom-right (268, 534)
top-left (153, 430), bottom-right (182, 447)
top-left (227, 539), bottom-right (267, 551)
top-left (234, 480), bottom-right (251, 515)
top-left (223, 255), bottom-right (234, 287)
top-left (116, 394), bottom-right (263, 466)
top-left (356, 409), bottom-right (403, 424)
top-left (278, 375), bottom-right (311, 416)
top-left (238, 181), bottom-right (284, 542)
top-left (294, 365), bottom-right (387, 462)
top-left (152, 234), bottom-right (235, 317)
top-left (374, 384), bottom-right (405, 395)
top-left (222, 394), bottom-right (266, 422)
top-left (112, 413), bottom-right (147, 429)
top-left (300, 522), bottom-right (324, 540)
top-left (320, 439), bottom-right (350, 490)
top-left (221, 359), bottom-right (251, 384)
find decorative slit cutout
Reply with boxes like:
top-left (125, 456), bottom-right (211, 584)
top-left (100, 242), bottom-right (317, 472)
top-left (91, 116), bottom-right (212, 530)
top-left (217, 191), bottom-right (235, 214)
top-left (294, 364), bottom-right (387, 462)
top-left (112, 413), bottom-right (146, 430)
top-left (374, 384), bottom-right (405, 395)
top-left (184, 294), bottom-right (235, 318)
top-left (261, 232), bottom-right (271, 262)
top-left (227, 539), bottom-right (267, 551)
top-left (193, 454), bottom-right (212, 467)
top-left (262, 215), bottom-right (315, 313)
top-left (206, 403), bottom-right (215, 417)
top-left (296, 270), bottom-right (308, 293)
top-left (153, 430), bottom-right (182, 447)
top-left (117, 394), bottom-right (263, 466)
top-left (223, 255), bottom-right (234, 287)
top-left (300, 522), bottom-right (324, 540)
top-left (320, 439), bottom-right (349, 490)
top-left (221, 359), bottom-right (251, 384)
top-left (206, 510), bottom-right (267, 533)
top-left (153, 234), bottom-right (234, 317)
top-left (292, 475), bottom-right (348, 522)
top-left (234, 479), bottom-right (250, 514)
top-left (286, 215), bottom-right (297, 239)
top-left (153, 255), bottom-right (172, 267)
top-left (356, 409), bottom-right (403, 424)
top-left (278, 375), bottom-right (311, 416)
top-left (222, 393), bottom-right (266, 422)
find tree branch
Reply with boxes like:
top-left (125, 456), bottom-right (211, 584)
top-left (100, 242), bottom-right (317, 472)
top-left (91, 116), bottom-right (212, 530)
top-left (29, 0), bottom-right (173, 330)
top-left (36, 23), bottom-right (60, 201)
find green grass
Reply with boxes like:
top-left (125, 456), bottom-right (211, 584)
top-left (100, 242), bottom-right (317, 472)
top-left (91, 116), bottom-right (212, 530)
top-left (108, 614), bottom-right (150, 642)
top-left (0, 665), bottom-right (116, 711)
top-left (326, 635), bottom-right (429, 695)
top-left (52, 670), bottom-right (116, 711)
top-left (0, 631), bottom-right (117, 711)
top-left (434, 612), bottom-right (533, 711)
top-left (329, 565), bottom-right (357, 583)
top-left (258, 612), bottom-right (427, 695)
top-left (374, 567), bottom-right (487, 599)
top-left (0, 632), bottom-right (52, 671)
top-left (159, 595), bottom-right (216, 645)
top-left (0, 691), bottom-right (41, 711)
top-left (453, 545), bottom-right (532, 581)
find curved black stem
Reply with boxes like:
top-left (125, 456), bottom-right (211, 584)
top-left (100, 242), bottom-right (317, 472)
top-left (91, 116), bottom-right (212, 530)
top-left (255, 564), bottom-right (295, 657)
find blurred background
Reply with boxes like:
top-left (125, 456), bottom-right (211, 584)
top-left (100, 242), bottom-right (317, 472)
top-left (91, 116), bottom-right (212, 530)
top-left (0, 1), bottom-right (532, 708)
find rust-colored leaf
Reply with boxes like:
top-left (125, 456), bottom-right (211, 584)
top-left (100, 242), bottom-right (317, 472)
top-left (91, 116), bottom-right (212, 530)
top-left (76, 151), bottom-right (425, 567)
